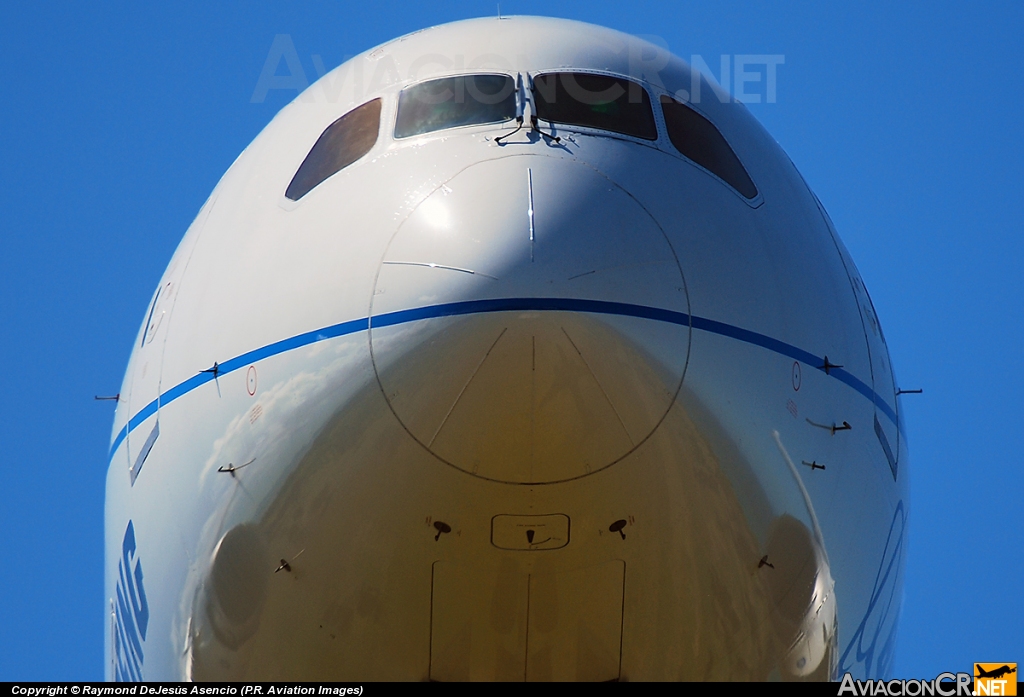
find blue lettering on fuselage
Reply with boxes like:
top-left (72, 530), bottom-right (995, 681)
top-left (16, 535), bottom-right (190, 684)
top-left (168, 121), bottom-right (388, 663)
top-left (114, 520), bottom-right (149, 681)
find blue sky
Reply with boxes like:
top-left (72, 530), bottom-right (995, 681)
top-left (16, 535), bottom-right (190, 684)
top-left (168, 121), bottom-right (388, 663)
top-left (1, 0), bottom-right (1021, 680)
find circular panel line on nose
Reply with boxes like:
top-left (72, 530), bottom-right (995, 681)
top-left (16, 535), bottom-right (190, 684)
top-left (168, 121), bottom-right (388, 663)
top-left (368, 155), bottom-right (690, 483)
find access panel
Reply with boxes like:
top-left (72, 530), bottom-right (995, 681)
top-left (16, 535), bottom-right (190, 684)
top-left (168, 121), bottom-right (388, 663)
top-left (429, 559), bottom-right (624, 681)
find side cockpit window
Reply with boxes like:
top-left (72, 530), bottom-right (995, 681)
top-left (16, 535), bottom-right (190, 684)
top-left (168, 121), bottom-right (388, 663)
top-left (285, 98), bottom-right (382, 201)
top-left (532, 73), bottom-right (657, 141)
top-left (660, 95), bottom-right (758, 199)
top-left (395, 74), bottom-right (517, 138)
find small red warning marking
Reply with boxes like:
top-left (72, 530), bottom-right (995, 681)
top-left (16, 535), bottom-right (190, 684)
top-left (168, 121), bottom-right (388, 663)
top-left (246, 365), bottom-right (258, 396)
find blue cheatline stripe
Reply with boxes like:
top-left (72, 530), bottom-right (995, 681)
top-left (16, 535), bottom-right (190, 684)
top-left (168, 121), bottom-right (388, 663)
top-left (687, 315), bottom-right (896, 424)
top-left (108, 298), bottom-right (898, 460)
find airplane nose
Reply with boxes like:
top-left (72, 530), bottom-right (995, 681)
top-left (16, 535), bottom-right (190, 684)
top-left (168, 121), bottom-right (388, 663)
top-left (369, 155), bottom-right (690, 484)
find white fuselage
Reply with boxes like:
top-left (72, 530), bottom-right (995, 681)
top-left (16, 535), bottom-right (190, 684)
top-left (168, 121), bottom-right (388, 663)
top-left (105, 16), bottom-right (907, 681)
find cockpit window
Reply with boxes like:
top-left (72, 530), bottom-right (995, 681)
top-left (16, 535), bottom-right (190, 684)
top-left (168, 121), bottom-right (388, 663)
top-left (395, 74), bottom-right (517, 138)
top-left (286, 98), bottom-right (381, 201)
top-left (660, 95), bottom-right (758, 199)
top-left (532, 73), bottom-right (657, 141)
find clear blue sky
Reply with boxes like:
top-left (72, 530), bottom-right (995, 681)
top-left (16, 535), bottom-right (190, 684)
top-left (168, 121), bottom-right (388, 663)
top-left (1, 0), bottom-right (1021, 680)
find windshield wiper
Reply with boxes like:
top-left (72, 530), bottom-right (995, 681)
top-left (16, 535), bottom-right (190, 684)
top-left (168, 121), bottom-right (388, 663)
top-left (495, 74), bottom-right (526, 144)
top-left (495, 73), bottom-right (561, 145)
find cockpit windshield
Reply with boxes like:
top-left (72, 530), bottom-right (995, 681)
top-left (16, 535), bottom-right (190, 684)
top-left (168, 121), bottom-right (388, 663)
top-left (285, 98), bottom-right (382, 201)
top-left (532, 72), bottom-right (657, 141)
top-left (660, 95), bottom-right (758, 199)
top-left (394, 74), bottom-right (517, 138)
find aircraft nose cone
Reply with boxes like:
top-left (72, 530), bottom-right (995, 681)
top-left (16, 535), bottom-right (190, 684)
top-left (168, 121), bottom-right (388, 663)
top-left (369, 155), bottom-right (690, 484)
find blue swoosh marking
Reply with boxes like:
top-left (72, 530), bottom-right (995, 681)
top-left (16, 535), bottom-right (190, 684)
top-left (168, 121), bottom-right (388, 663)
top-left (108, 298), bottom-right (898, 460)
